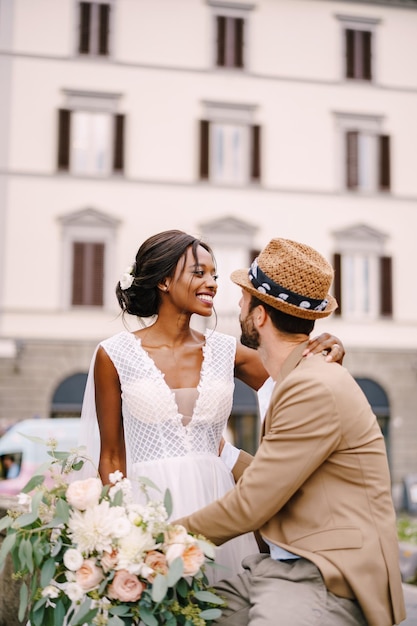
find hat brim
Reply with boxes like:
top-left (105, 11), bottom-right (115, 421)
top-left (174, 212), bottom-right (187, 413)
top-left (231, 268), bottom-right (338, 320)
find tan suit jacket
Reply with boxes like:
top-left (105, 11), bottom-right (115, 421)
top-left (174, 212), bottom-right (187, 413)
top-left (177, 342), bottom-right (406, 626)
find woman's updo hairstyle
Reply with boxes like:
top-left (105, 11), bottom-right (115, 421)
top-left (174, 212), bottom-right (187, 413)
top-left (116, 230), bottom-right (214, 318)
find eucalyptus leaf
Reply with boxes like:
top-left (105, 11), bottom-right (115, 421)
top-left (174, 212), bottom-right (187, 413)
top-left (138, 607), bottom-right (159, 626)
top-left (32, 595), bottom-right (48, 612)
top-left (19, 537), bottom-right (34, 573)
top-left (40, 557), bottom-right (56, 588)
top-left (163, 489), bottom-right (173, 518)
top-left (194, 590), bottom-right (225, 604)
top-left (31, 602), bottom-right (45, 626)
top-left (30, 489), bottom-right (45, 514)
top-left (151, 573), bottom-right (168, 603)
top-left (47, 450), bottom-right (70, 460)
top-left (111, 488), bottom-right (124, 506)
top-left (18, 581), bottom-right (28, 622)
top-left (175, 577), bottom-right (189, 598)
top-left (107, 616), bottom-right (125, 626)
top-left (53, 599), bottom-right (66, 626)
top-left (71, 598), bottom-right (96, 626)
top-left (196, 538), bottom-right (216, 560)
top-left (55, 497), bottom-right (70, 523)
top-left (0, 532), bottom-right (17, 569)
top-left (109, 604), bottom-right (131, 615)
top-left (137, 475), bottom-right (162, 493)
top-left (19, 432), bottom-right (48, 445)
top-left (0, 514), bottom-right (13, 532)
top-left (167, 556), bottom-right (183, 587)
top-left (21, 474), bottom-right (46, 493)
top-left (14, 510), bottom-right (39, 528)
top-left (199, 607), bottom-right (223, 620)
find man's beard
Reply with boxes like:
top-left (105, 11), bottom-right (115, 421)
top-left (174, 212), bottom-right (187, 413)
top-left (240, 312), bottom-right (260, 350)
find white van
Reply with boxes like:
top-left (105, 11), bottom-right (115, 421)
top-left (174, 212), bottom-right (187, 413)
top-left (0, 418), bottom-right (83, 495)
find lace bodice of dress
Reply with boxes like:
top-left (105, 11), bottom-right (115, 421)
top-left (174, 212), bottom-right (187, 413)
top-left (100, 331), bottom-right (236, 463)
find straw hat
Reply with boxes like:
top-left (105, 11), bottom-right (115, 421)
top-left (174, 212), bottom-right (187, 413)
top-left (231, 238), bottom-right (338, 320)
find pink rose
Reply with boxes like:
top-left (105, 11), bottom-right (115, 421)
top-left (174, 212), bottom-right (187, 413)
top-left (66, 477), bottom-right (102, 510)
top-left (144, 550), bottom-right (168, 582)
top-left (75, 559), bottom-right (104, 591)
top-left (108, 570), bottom-right (145, 602)
top-left (182, 544), bottom-right (205, 577)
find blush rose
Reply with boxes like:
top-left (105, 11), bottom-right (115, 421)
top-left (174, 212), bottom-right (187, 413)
top-left (75, 559), bottom-right (104, 591)
top-left (108, 570), bottom-right (145, 602)
top-left (144, 550), bottom-right (169, 582)
top-left (182, 544), bottom-right (206, 576)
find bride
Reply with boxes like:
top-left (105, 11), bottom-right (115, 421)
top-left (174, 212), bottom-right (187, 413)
top-left (78, 230), bottom-right (344, 582)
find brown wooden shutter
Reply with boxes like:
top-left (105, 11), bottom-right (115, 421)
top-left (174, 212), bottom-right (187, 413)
top-left (345, 29), bottom-right (355, 78)
top-left (72, 242), bottom-right (104, 306)
top-left (113, 114), bottom-right (125, 172)
top-left (346, 131), bottom-right (358, 189)
top-left (379, 135), bottom-right (390, 191)
top-left (333, 253), bottom-right (342, 316)
top-left (57, 109), bottom-right (71, 171)
top-left (216, 16), bottom-right (226, 66)
top-left (251, 125), bottom-right (261, 181)
top-left (235, 18), bottom-right (244, 68)
top-left (199, 120), bottom-right (210, 179)
top-left (98, 3), bottom-right (110, 55)
top-left (362, 31), bottom-right (372, 80)
top-left (79, 2), bottom-right (91, 54)
top-left (380, 256), bottom-right (392, 317)
top-left (72, 242), bottom-right (85, 305)
top-left (91, 243), bottom-right (104, 306)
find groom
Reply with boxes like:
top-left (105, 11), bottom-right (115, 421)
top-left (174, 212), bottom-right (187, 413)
top-left (176, 238), bottom-right (405, 626)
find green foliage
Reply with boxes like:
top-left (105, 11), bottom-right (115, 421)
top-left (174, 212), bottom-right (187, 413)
top-left (397, 515), bottom-right (417, 546)
top-left (0, 441), bottom-right (225, 625)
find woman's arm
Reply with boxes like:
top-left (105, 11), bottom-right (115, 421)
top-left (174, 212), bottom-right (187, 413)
top-left (94, 346), bottom-right (127, 483)
top-left (234, 333), bottom-right (345, 390)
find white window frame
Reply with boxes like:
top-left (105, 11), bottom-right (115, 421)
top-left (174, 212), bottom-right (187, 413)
top-left (334, 112), bottom-right (385, 193)
top-left (62, 90), bottom-right (122, 177)
top-left (58, 208), bottom-right (119, 310)
top-left (335, 14), bottom-right (380, 83)
top-left (207, 1), bottom-right (255, 70)
top-left (202, 100), bottom-right (257, 186)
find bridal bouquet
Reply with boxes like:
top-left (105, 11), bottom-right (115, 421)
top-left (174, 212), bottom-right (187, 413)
top-left (0, 441), bottom-right (224, 626)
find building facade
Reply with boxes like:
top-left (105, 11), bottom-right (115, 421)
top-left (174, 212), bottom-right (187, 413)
top-left (0, 0), bottom-right (416, 500)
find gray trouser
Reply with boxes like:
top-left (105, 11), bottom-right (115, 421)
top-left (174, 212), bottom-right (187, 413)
top-left (213, 554), bottom-right (367, 626)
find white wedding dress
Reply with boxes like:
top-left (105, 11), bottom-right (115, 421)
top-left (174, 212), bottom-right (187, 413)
top-left (78, 329), bottom-right (259, 582)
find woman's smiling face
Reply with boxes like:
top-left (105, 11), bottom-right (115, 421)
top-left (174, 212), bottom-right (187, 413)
top-left (167, 245), bottom-right (218, 317)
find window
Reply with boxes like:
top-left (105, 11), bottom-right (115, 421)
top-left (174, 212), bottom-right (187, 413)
top-left (78, 1), bottom-right (111, 56)
top-left (335, 113), bottom-right (390, 192)
top-left (200, 102), bottom-right (260, 185)
top-left (216, 16), bottom-right (244, 68)
top-left (345, 29), bottom-right (372, 80)
top-left (332, 224), bottom-right (392, 320)
top-left (72, 241), bottom-right (104, 306)
top-left (208, 1), bottom-right (254, 69)
top-left (57, 91), bottom-right (124, 176)
top-left (59, 208), bottom-right (120, 310)
top-left (336, 15), bottom-right (379, 82)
